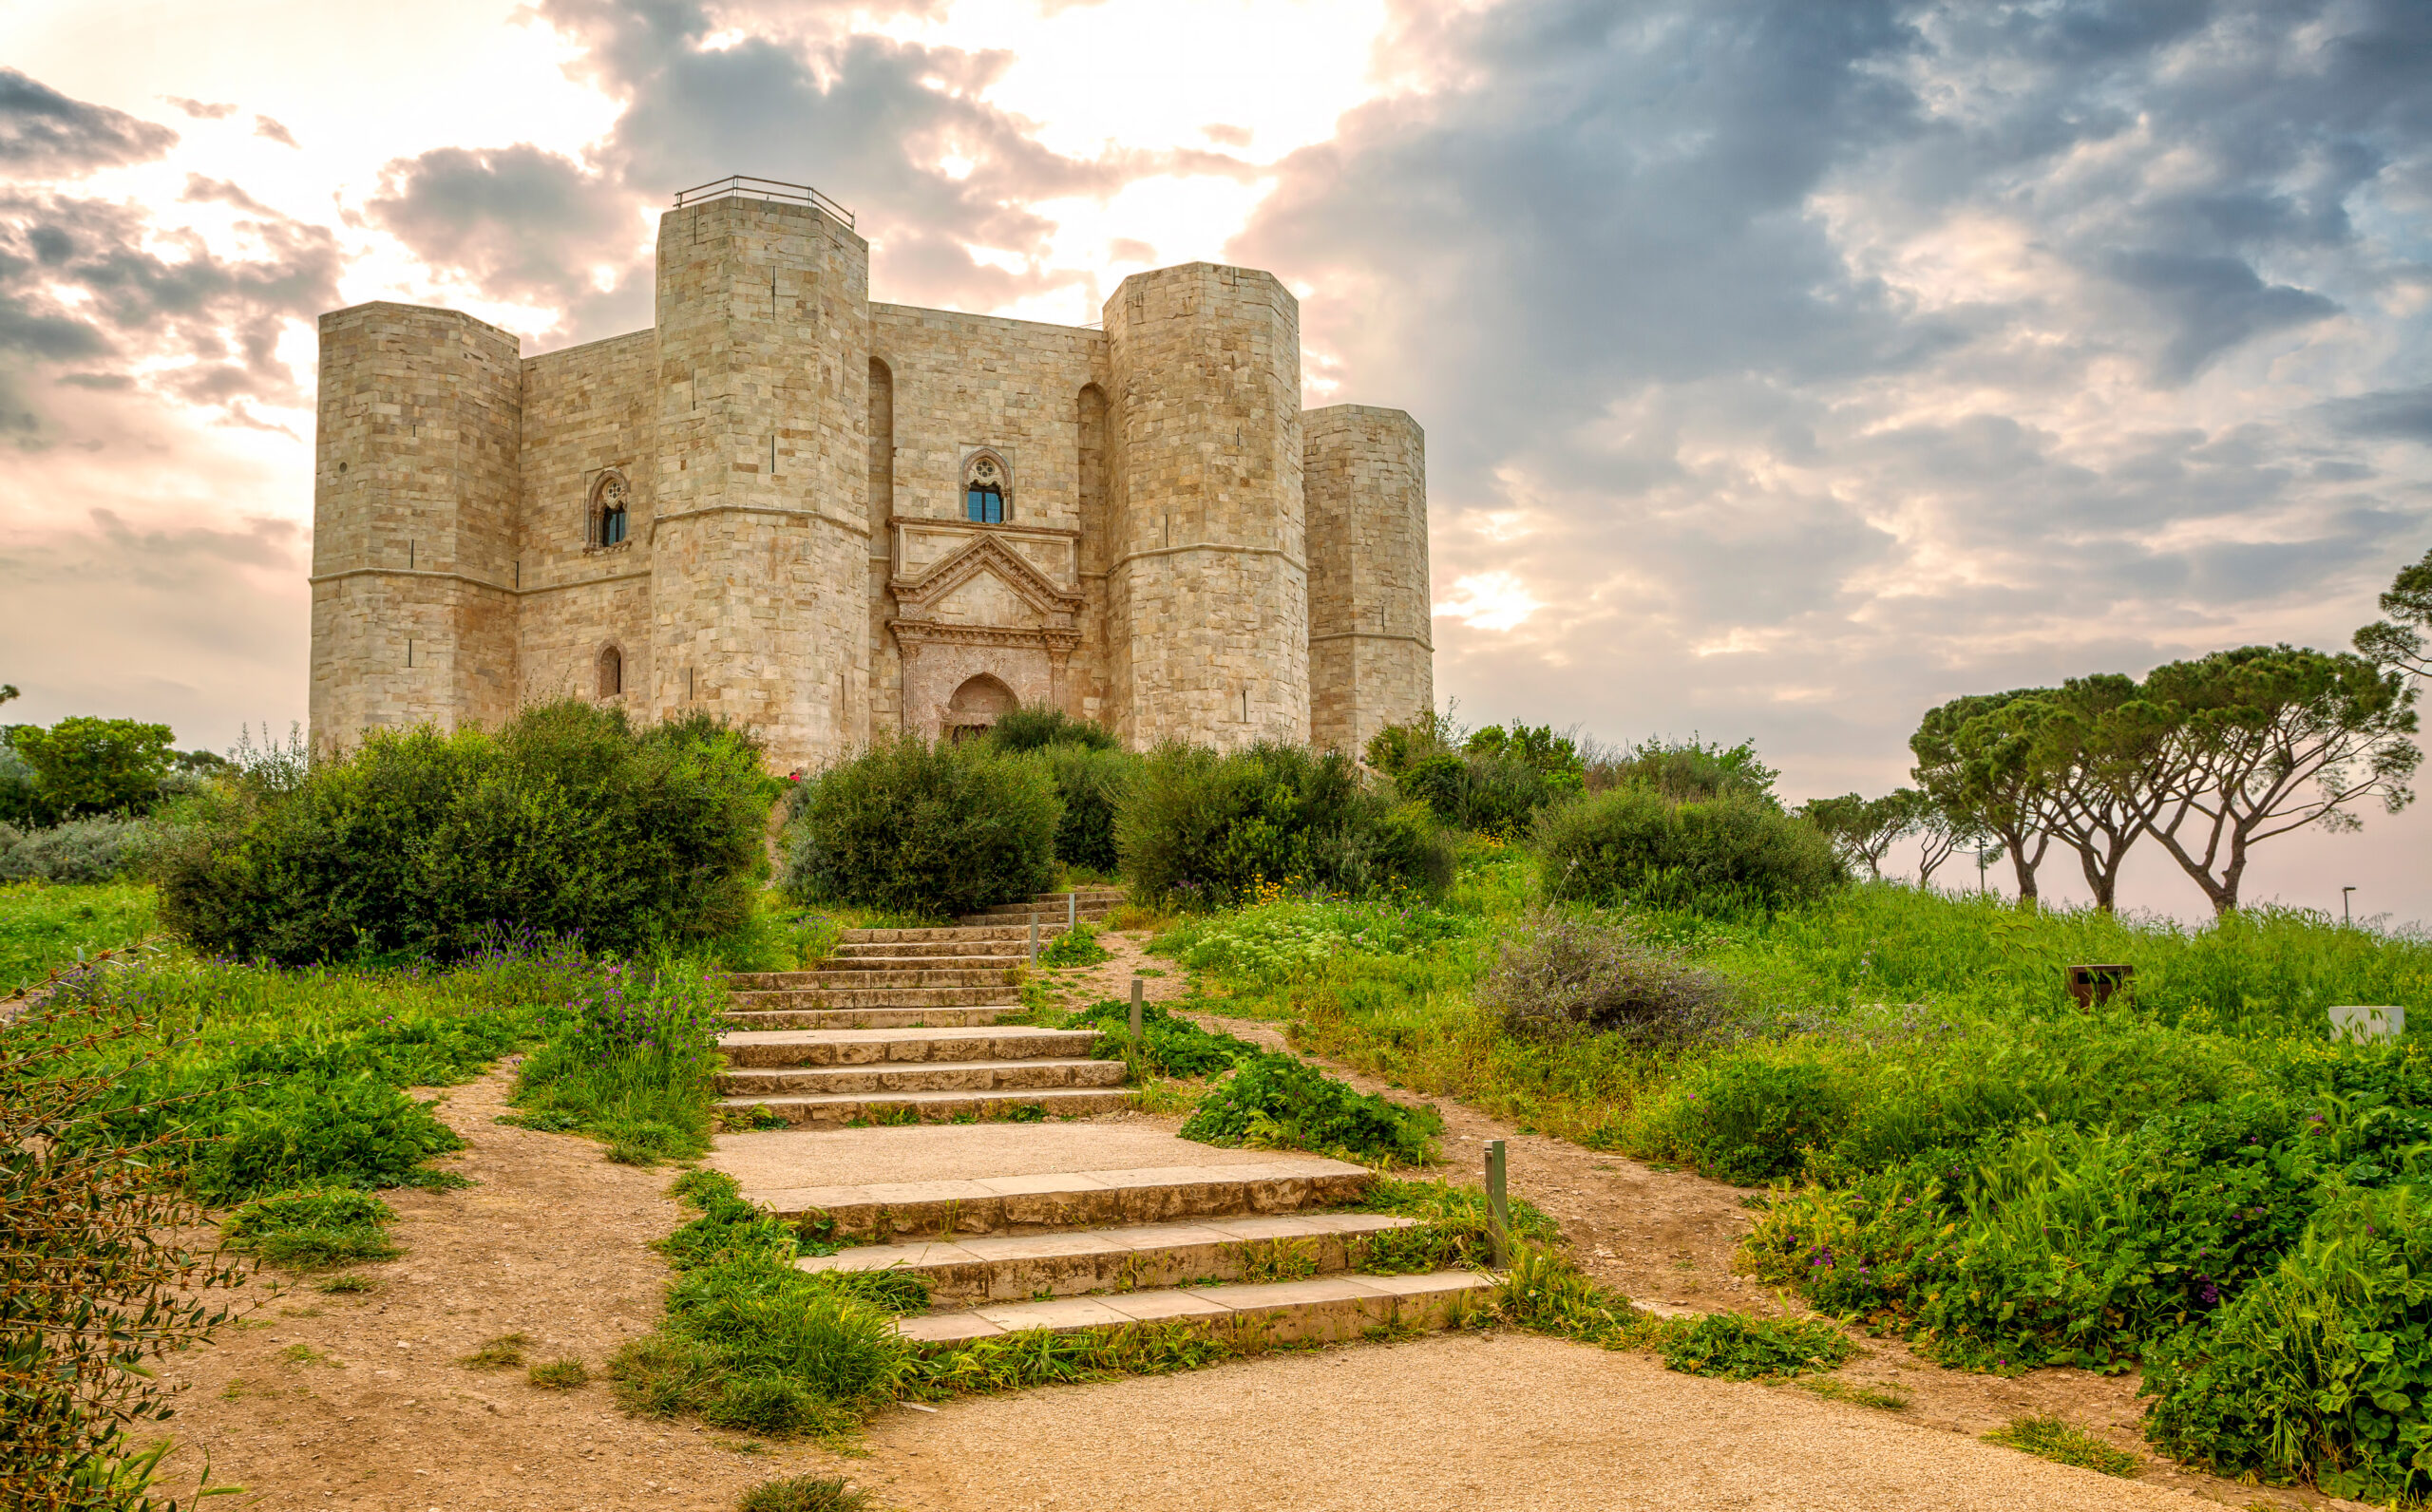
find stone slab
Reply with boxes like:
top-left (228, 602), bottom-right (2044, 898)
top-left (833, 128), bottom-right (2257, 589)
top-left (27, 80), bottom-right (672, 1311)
top-left (709, 1123), bottom-right (1336, 1190)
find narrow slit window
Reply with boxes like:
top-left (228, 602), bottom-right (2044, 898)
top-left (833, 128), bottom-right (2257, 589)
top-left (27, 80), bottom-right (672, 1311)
top-left (593, 474), bottom-right (630, 546)
top-left (598, 645), bottom-right (622, 697)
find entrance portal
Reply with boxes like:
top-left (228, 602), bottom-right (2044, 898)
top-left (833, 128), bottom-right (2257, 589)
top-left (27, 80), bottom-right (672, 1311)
top-left (943, 673), bottom-right (1016, 740)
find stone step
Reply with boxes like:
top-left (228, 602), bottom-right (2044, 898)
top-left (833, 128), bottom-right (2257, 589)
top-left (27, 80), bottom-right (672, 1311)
top-left (732, 985), bottom-right (1019, 1010)
top-left (835, 941), bottom-right (1030, 960)
top-left (743, 1159), bottom-right (1374, 1239)
top-left (717, 1057), bottom-right (1125, 1098)
top-left (841, 925), bottom-right (1070, 943)
top-left (802, 1211), bottom-right (1421, 1305)
top-left (806, 967), bottom-right (1019, 989)
top-left (718, 1086), bottom-right (1133, 1129)
top-left (896, 1271), bottom-right (1492, 1348)
top-left (721, 1007), bottom-right (1017, 1030)
top-left (721, 1027), bottom-right (1100, 1068)
top-left (971, 901), bottom-right (1121, 920)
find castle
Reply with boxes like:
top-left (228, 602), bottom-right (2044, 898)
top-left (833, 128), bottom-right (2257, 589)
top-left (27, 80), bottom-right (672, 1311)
top-left (308, 178), bottom-right (1433, 770)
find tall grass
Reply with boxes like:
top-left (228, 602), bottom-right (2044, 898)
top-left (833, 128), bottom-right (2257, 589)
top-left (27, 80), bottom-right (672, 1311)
top-left (0, 879), bottom-right (157, 993)
top-left (508, 944), bottom-right (726, 1162)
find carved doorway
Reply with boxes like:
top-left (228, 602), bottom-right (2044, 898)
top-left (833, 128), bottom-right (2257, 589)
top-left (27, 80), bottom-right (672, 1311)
top-left (942, 673), bottom-right (1016, 741)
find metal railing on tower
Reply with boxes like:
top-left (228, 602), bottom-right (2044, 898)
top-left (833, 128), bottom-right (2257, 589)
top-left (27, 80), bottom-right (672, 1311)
top-left (672, 176), bottom-right (854, 228)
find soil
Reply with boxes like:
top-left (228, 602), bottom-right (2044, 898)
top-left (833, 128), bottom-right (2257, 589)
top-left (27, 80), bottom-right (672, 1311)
top-left (148, 931), bottom-right (2357, 1512)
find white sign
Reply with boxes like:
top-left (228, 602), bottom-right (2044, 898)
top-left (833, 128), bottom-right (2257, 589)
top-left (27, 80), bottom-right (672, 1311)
top-left (2329, 1005), bottom-right (2406, 1042)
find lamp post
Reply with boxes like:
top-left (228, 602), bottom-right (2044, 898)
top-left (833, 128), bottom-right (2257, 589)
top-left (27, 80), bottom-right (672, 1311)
top-left (2343, 886), bottom-right (2356, 926)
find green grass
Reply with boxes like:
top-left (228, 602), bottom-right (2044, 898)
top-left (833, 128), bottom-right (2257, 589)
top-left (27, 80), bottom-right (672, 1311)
top-left (0, 879), bottom-right (158, 992)
top-left (1985, 1415), bottom-right (2142, 1477)
top-left (460, 1332), bottom-right (531, 1370)
top-left (1795, 1377), bottom-right (1910, 1410)
top-left (528, 1357), bottom-right (590, 1389)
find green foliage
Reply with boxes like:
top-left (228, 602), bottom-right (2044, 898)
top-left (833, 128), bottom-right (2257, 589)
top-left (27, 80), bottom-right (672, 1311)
top-left (1661, 1312), bottom-right (1854, 1380)
top-left (1060, 998), bottom-right (1258, 1078)
top-left (1985, 1416), bottom-right (2142, 1478)
top-left (1116, 741), bottom-right (1453, 908)
top-left (0, 742), bottom-right (36, 826)
top-left (983, 706), bottom-right (1119, 752)
top-left (2354, 540), bottom-right (2432, 681)
top-left (1035, 743), bottom-right (1135, 874)
top-left (1644, 1054), bottom-right (1856, 1182)
top-left (529, 1357), bottom-right (590, 1389)
top-left (154, 701), bottom-right (769, 965)
top-left (1036, 918), bottom-right (1111, 968)
top-left (1374, 720), bottom-right (1584, 834)
top-left (9, 716), bottom-right (175, 820)
top-left (0, 879), bottom-right (156, 993)
top-left (221, 1187), bottom-right (401, 1269)
top-left (509, 951), bottom-right (726, 1163)
top-left (1586, 735), bottom-right (1780, 804)
top-left (1153, 897), bottom-right (1479, 985)
top-left (1179, 1050), bottom-right (1441, 1165)
top-left (782, 734), bottom-right (1058, 918)
top-left (1354, 1177), bottom-right (1560, 1272)
top-left (0, 817), bottom-right (152, 885)
top-left (1538, 784), bottom-right (1844, 916)
top-left (2142, 1184), bottom-right (2432, 1501)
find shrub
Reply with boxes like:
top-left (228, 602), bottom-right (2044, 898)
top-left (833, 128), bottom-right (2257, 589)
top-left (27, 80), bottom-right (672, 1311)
top-left (512, 957), bottom-right (727, 1162)
top-left (1637, 1053), bottom-right (1854, 1182)
top-left (221, 1187), bottom-right (401, 1269)
top-left (1037, 918), bottom-right (1111, 968)
top-left (983, 706), bottom-right (1118, 752)
top-left (1117, 741), bottom-right (1452, 907)
top-left (1063, 999), bottom-right (1257, 1078)
top-left (1179, 1051), bottom-right (1441, 1165)
top-left (0, 744), bottom-right (36, 825)
top-left (0, 816), bottom-right (152, 884)
top-left (1538, 784), bottom-right (1843, 915)
top-left (9, 716), bottom-right (175, 820)
top-left (1585, 735), bottom-right (1780, 803)
top-left (154, 701), bottom-right (768, 965)
top-left (781, 735), bottom-right (1058, 918)
top-left (1476, 909), bottom-right (1735, 1046)
top-left (1036, 743), bottom-right (1134, 874)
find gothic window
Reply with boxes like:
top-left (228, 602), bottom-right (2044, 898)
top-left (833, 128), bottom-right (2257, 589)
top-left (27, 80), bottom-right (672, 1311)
top-left (963, 453), bottom-right (1007, 524)
top-left (598, 645), bottom-right (623, 697)
top-left (593, 473), bottom-right (630, 546)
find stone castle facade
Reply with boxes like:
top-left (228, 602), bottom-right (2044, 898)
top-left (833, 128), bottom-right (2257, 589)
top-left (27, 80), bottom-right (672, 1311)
top-left (309, 180), bottom-right (1433, 770)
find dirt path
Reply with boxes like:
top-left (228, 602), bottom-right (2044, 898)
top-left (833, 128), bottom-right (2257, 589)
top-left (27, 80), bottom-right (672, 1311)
top-left (151, 1064), bottom-right (870, 1512)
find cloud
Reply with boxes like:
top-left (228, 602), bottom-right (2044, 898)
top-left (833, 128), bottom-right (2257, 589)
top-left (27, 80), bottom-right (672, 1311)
top-left (253, 115), bottom-right (296, 147)
top-left (163, 97), bottom-right (237, 122)
top-left (0, 68), bottom-right (176, 176)
top-left (2321, 386), bottom-right (2432, 444)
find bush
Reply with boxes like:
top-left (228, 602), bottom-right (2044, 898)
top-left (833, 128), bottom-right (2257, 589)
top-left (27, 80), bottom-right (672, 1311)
top-left (1179, 1051), bottom-right (1441, 1165)
top-left (1662, 1312), bottom-right (1854, 1380)
top-left (1640, 1053), bottom-right (1855, 1182)
top-left (1036, 743), bottom-right (1134, 875)
top-left (781, 735), bottom-right (1058, 918)
top-left (9, 716), bottom-right (175, 820)
top-left (983, 706), bottom-right (1118, 753)
top-left (1064, 998), bottom-right (1258, 1078)
top-left (0, 816), bottom-right (152, 884)
top-left (1476, 909), bottom-right (1735, 1046)
top-left (153, 701), bottom-right (768, 965)
top-left (1037, 919), bottom-right (1110, 968)
top-left (738, 1475), bottom-right (875, 1512)
top-left (1585, 735), bottom-right (1780, 803)
top-left (1117, 741), bottom-right (1453, 907)
top-left (1537, 784), bottom-right (1843, 915)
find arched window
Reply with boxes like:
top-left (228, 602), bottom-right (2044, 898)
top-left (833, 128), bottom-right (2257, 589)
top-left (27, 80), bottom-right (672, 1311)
top-left (598, 645), bottom-right (622, 697)
top-left (592, 473), bottom-right (630, 546)
top-left (963, 453), bottom-right (1006, 524)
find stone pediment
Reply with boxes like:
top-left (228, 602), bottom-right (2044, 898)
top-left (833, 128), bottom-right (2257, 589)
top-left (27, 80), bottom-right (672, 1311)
top-left (891, 532), bottom-right (1083, 629)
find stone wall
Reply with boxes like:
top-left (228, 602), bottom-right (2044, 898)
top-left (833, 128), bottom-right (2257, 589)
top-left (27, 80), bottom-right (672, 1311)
top-left (1103, 263), bottom-right (1310, 748)
top-left (310, 302), bottom-right (522, 747)
top-left (516, 329), bottom-right (656, 713)
top-left (1304, 404), bottom-right (1434, 757)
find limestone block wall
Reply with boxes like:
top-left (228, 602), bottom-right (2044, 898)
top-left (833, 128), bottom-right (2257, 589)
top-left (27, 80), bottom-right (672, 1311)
top-left (517, 330), bottom-right (657, 713)
top-left (1304, 404), bottom-right (1434, 756)
top-left (651, 196), bottom-right (871, 770)
top-left (1103, 264), bottom-right (1309, 748)
top-left (866, 356), bottom-right (898, 733)
top-left (309, 302), bottom-right (522, 747)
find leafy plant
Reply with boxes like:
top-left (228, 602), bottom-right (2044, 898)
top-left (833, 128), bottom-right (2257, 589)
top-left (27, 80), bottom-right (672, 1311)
top-left (221, 1187), bottom-right (401, 1270)
top-left (1037, 920), bottom-right (1110, 968)
top-left (1178, 1051), bottom-right (1440, 1165)
top-left (1661, 1313), bottom-right (1853, 1380)
top-left (1475, 908), bottom-right (1735, 1046)
top-left (460, 1333), bottom-right (530, 1370)
top-left (0, 818), bottom-right (154, 885)
top-left (1537, 784), bottom-right (1843, 916)
top-left (1985, 1415), bottom-right (2141, 1478)
top-left (8, 717), bottom-right (175, 821)
top-left (736, 1475), bottom-right (876, 1512)
top-left (782, 734), bottom-right (1058, 918)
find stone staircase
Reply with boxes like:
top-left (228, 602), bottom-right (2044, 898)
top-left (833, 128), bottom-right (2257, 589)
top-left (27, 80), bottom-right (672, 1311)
top-left (714, 889), bottom-right (1493, 1350)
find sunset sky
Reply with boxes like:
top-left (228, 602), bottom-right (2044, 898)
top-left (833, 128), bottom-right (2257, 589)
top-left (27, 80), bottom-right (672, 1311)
top-left (3, 0), bottom-right (2427, 924)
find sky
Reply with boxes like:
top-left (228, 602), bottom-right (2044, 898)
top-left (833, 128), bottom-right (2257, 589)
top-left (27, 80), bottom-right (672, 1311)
top-left (1, 0), bottom-right (2427, 927)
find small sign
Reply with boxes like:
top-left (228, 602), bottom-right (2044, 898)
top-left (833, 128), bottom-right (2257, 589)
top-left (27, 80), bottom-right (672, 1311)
top-left (2329, 1005), bottom-right (2406, 1042)
top-left (2065, 964), bottom-right (2134, 1009)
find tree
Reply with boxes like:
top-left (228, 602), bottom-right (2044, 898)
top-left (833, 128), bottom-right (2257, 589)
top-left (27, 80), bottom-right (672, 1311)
top-left (0, 683), bottom-right (17, 705)
top-left (1586, 735), bottom-right (1781, 805)
top-left (2354, 542), bottom-right (2431, 683)
top-left (1796, 790), bottom-right (1919, 880)
top-left (1910, 690), bottom-right (2058, 905)
top-left (2030, 674), bottom-right (2182, 913)
top-left (2141, 645), bottom-right (2421, 916)
top-left (1913, 793), bottom-right (1992, 888)
top-left (8, 718), bottom-right (175, 820)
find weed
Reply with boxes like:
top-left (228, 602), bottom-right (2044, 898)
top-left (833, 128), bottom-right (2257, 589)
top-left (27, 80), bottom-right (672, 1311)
top-left (1985, 1415), bottom-right (2141, 1478)
top-left (460, 1333), bottom-right (531, 1370)
top-left (1238, 1238), bottom-right (1320, 1283)
top-left (1353, 1179), bottom-right (1559, 1273)
top-left (222, 1188), bottom-right (401, 1270)
top-left (736, 1473), bottom-right (876, 1512)
top-left (1662, 1313), bottom-right (1855, 1381)
top-left (1180, 1052), bottom-right (1440, 1166)
top-left (279, 1344), bottom-right (336, 1368)
top-left (1478, 908), bottom-right (1735, 1046)
top-left (1038, 920), bottom-right (1111, 969)
top-left (528, 1358), bottom-right (589, 1389)
top-left (1004, 1103), bottom-right (1048, 1124)
top-left (315, 1274), bottom-right (376, 1295)
top-left (1794, 1377), bottom-right (1910, 1410)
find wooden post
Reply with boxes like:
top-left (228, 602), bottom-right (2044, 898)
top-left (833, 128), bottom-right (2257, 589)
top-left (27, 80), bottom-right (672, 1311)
top-left (1486, 1139), bottom-right (1510, 1269)
top-left (1068, 890), bottom-right (1077, 929)
top-left (1027, 915), bottom-right (1037, 967)
top-left (1130, 976), bottom-right (1144, 1052)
